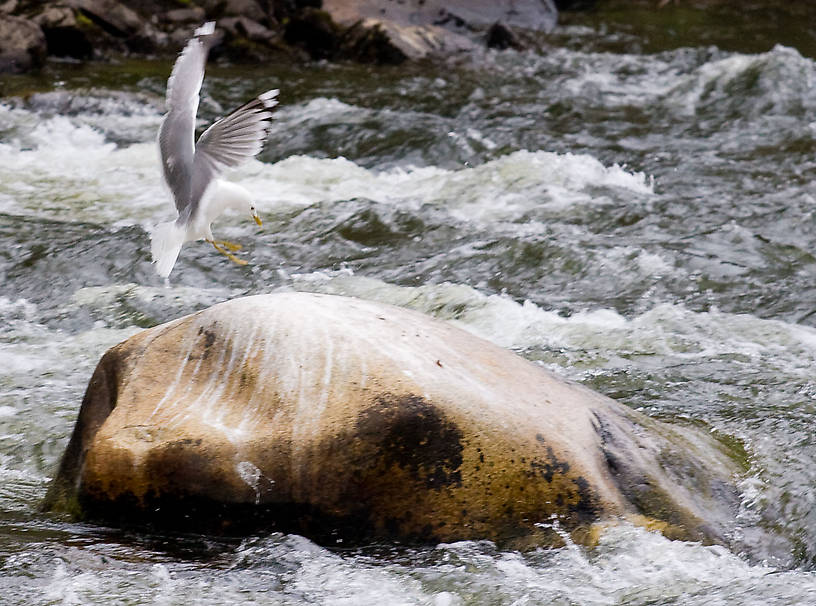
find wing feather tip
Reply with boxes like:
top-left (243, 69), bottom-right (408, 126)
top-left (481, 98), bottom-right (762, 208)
top-left (195, 22), bottom-right (216, 37)
top-left (259, 89), bottom-right (280, 108)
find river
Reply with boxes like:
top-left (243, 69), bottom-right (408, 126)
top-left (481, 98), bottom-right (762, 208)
top-left (3, 5), bottom-right (816, 604)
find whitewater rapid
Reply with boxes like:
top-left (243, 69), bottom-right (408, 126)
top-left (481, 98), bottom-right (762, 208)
top-left (4, 40), bottom-right (816, 604)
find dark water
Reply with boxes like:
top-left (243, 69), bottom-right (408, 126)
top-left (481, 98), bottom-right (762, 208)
top-left (4, 5), bottom-right (816, 604)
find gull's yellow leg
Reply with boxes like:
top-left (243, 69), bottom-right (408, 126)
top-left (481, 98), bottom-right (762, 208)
top-left (208, 239), bottom-right (248, 266)
top-left (211, 239), bottom-right (243, 252)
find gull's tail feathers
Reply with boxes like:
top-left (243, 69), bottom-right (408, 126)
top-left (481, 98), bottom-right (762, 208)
top-left (151, 220), bottom-right (187, 279)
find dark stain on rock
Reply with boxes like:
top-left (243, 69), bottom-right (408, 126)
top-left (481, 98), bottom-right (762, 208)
top-left (203, 328), bottom-right (217, 355)
top-left (192, 326), bottom-right (218, 360)
top-left (569, 476), bottom-right (597, 522)
top-left (603, 449), bottom-right (624, 483)
top-left (239, 370), bottom-right (253, 390)
top-left (356, 394), bottom-right (464, 490)
top-left (145, 441), bottom-right (212, 495)
top-left (528, 445), bottom-right (598, 524)
top-left (530, 446), bottom-right (571, 483)
top-left (385, 516), bottom-right (401, 535)
top-left (203, 329), bottom-right (216, 349)
top-left (593, 410), bottom-right (707, 535)
top-left (75, 493), bottom-right (386, 546)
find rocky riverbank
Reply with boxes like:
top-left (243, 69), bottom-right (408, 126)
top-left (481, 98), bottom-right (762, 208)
top-left (0, 0), bottom-right (563, 74)
top-left (4, 1), bottom-right (812, 75)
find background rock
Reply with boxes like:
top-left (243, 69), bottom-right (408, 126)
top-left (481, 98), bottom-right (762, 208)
top-left (322, 0), bottom-right (558, 32)
top-left (0, 14), bottom-right (46, 73)
top-left (203, 0), bottom-right (267, 23)
top-left (283, 7), bottom-right (342, 60)
top-left (163, 7), bottom-right (207, 25)
top-left (554, 0), bottom-right (599, 9)
top-left (67, 0), bottom-right (142, 37)
top-left (321, 0), bottom-right (557, 61)
top-left (34, 5), bottom-right (93, 59)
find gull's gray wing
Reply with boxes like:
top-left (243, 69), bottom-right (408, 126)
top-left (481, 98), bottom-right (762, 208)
top-left (158, 22), bottom-right (217, 217)
top-left (189, 89), bottom-right (279, 208)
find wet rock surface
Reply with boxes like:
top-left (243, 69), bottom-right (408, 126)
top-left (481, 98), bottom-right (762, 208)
top-left (44, 292), bottom-right (745, 547)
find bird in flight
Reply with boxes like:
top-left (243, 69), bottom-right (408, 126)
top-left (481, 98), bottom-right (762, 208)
top-left (151, 21), bottom-right (278, 278)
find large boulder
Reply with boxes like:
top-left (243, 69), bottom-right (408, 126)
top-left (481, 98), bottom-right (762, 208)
top-left (44, 292), bottom-right (743, 546)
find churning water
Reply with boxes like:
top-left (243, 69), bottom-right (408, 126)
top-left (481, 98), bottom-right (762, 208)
top-left (4, 11), bottom-right (816, 604)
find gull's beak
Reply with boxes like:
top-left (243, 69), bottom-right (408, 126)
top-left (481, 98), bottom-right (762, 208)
top-left (252, 209), bottom-right (263, 227)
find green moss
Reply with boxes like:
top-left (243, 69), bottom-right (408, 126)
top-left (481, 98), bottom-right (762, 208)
top-left (709, 429), bottom-right (752, 472)
top-left (624, 480), bottom-right (709, 542)
top-left (75, 11), bottom-right (94, 28)
top-left (41, 480), bottom-right (84, 519)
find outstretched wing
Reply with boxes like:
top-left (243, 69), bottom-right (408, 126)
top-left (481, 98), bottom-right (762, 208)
top-left (189, 89), bottom-right (279, 209)
top-left (158, 22), bottom-right (217, 216)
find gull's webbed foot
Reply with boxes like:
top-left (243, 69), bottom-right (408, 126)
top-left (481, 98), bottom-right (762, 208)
top-left (208, 239), bottom-right (248, 266)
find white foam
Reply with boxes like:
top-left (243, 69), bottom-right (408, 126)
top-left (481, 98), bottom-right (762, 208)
top-left (44, 560), bottom-right (103, 605)
top-left (240, 149), bottom-right (653, 227)
top-left (229, 534), bottom-right (454, 605)
top-left (195, 527), bottom-right (816, 605)
top-left (492, 46), bottom-right (694, 111)
top-left (236, 461), bottom-right (263, 504)
top-left (276, 96), bottom-right (361, 127)
top-left (0, 297), bottom-right (39, 337)
top-left (0, 115), bottom-right (163, 224)
top-left (0, 324), bottom-right (141, 407)
top-left (432, 524), bottom-right (813, 605)
top-left (664, 45), bottom-right (816, 117)
top-left (284, 272), bottom-right (816, 377)
top-left (1, 99), bottom-right (653, 229)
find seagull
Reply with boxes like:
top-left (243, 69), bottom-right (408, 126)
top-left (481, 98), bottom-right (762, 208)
top-left (150, 21), bottom-right (278, 278)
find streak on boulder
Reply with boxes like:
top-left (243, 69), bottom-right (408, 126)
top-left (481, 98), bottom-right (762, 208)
top-left (44, 292), bottom-right (743, 546)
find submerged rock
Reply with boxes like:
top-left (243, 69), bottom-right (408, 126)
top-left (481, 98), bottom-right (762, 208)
top-left (44, 292), bottom-right (743, 546)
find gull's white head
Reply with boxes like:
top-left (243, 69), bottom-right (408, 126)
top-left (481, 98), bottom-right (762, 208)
top-left (210, 180), bottom-right (263, 227)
